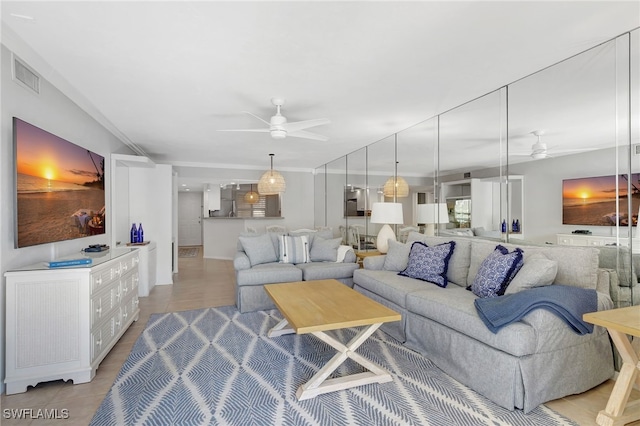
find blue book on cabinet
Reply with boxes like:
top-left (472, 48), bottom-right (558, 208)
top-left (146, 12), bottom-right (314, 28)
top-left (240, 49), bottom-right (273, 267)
top-left (46, 258), bottom-right (92, 268)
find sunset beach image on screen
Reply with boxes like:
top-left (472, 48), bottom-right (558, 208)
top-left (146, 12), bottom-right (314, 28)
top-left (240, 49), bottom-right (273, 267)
top-left (562, 174), bottom-right (640, 227)
top-left (14, 117), bottom-right (105, 248)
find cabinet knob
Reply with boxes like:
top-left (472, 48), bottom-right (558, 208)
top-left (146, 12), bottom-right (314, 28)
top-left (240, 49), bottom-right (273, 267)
top-left (96, 339), bottom-right (102, 347)
top-left (95, 277), bottom-right (102, 286)
top-left (96, 306), bottom-right (102, 315)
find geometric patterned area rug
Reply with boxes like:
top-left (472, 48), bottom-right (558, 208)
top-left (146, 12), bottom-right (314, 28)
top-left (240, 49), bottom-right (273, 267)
top-left (178, 246), bottom-right (199, 258)
top-left (90, 306), bottom-right (576, 426)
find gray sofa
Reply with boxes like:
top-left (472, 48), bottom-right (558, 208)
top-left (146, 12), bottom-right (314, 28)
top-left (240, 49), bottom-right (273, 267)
top-left (234, 230), bottom-right (359, 313)
top-left (353, 233), bottom-right (615, 413)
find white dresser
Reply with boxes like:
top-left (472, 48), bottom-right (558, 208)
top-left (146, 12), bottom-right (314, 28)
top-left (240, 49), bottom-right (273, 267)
top-left (556, 233), bottom-right (640, 253)
top-left (4, 248), bottom-right (140, 394)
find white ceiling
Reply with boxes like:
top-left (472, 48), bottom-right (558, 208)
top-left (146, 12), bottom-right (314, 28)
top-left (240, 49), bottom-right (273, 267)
top-left (2, 1), bottom-right (639, 190)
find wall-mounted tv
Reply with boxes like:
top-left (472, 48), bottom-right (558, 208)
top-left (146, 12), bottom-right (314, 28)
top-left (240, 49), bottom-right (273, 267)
top-left (14, 117), bottom-right (105, 248)
top-left (562, 173), bottom-right (640, 226)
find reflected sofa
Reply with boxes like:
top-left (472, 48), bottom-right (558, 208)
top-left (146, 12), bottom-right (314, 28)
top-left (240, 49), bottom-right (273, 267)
top-left (234, 230), bottom-right (359, 313)
top-left (352, 233), bottom-right (615, 413)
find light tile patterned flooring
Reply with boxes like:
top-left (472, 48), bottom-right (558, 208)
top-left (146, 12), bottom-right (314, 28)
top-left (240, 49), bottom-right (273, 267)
top-left (0, 247), bottom-right (637, 425)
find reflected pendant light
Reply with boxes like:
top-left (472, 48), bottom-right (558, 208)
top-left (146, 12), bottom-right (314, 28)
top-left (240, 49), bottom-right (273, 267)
top-left (244, 184), bottom-right (259, 204)
top-left (383, 176), bottom-right (409, 198)
top-left (258, 153), bottom-right (286, 195)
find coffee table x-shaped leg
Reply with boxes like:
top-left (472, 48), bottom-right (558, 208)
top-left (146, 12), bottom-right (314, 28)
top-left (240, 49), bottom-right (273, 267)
top-left (269, 318), bottom-right (393, 400)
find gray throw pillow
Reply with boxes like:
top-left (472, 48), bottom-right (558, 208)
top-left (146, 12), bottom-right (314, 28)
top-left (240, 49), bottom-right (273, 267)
top-left (383, 239), bottom-right (411, 271)
top-left (310, 237), bottom-right (342, 262)
top-left (239, 233), bottom-right (278, 266)
top-left (278, 235), bottom-right (311, 264)
top-left (505, 253), bottom-right (558, 294)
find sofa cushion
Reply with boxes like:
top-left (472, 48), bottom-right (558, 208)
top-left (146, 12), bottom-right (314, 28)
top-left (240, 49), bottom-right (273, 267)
top-left (406, 286), bottom-right (537, 356)
top-left (470, 245), bottom-right (523, 298)
top-left (235, 262), bottom-right (302, 286)
top-left (278, 235), bottom-right (310, 264)
top-left (399, 241), bottom-right (455, 287)
top-left (310, 237), bottom-right (342, 262)
top-left (238, 233), bottom-right (278, 266)
top-left (383, 239), bottom-right (411, 271)
top-left (353, 269), bottom-right (429, 308)
top-left (296, 262), bottom-right (359, 281)
top-left (505, 253), bottom-right (557, 294)
top-left (421, 236), bottom-right (472, 287)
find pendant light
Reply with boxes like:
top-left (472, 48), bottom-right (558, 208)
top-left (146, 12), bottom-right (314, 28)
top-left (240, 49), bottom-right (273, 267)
top-left (383, 176), bottom-right (409, 198)
top-left (244, 184), bottom-right (259, 204)
top-left (258, 153), bottom-right (286, 195)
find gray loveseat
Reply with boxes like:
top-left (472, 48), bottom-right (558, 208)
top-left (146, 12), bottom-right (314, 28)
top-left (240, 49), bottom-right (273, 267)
top-left (234, 229), bottom-right (359, 313)
top-left (353, 233), bottom-right (615, 413)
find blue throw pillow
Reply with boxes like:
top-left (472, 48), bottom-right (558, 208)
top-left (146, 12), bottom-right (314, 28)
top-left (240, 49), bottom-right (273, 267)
top-left (470, 245), bottom-right (524, 298)
top-left (398, 241), bottom-right (456, 287)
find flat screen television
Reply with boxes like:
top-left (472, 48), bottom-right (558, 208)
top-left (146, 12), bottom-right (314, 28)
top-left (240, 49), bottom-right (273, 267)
top-left (562, 173), bottom-right (640, 227)
top-left (14, 117), bottom-right (105, 248)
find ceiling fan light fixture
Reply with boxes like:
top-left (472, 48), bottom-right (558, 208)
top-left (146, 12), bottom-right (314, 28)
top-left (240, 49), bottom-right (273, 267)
top-left (271, 129), bottom-right (287, 139)
top-left (258, 154), bottom-right (286, 195)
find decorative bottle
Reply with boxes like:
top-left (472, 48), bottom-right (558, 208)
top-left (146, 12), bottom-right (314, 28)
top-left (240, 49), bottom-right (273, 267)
top-left (130, 223), bottom-right (138, 244)
top-left (515, 219), bottom-right (520, 233)
top-left (512, 220), bottom-right (516, 232)
top-left (137, 223), bottom-right (144, 243)
top-left (501, 220), bottom-right (506, 233)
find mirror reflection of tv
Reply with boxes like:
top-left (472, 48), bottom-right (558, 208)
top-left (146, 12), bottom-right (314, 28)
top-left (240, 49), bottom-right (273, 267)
top-left (562, 173), bottom-right (640, 227)
top-left (14, 117), bottom-right (105, 248)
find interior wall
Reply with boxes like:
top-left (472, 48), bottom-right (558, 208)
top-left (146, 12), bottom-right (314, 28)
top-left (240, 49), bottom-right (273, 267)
top-left (0, 43), bottom-right (134, 394)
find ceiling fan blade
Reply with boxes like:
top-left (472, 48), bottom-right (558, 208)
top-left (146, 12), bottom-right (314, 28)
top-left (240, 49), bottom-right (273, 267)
top-left (288, 130), bottom-right (329, 141)
top-left (284, 118), bottom-right (330, 133)
top-left (242, 111), bottom-right (271, 126)
top-left (217, 128), bottom-right (270, 133)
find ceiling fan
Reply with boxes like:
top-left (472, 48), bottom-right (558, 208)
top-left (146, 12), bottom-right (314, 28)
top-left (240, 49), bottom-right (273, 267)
top-left (218, 98), bottom-right (330, 141)
top-left (513, 130), bottom-right (597, 160)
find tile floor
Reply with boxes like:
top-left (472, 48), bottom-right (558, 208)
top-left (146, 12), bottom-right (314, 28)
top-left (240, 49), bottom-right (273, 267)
top-left (0, 247), bottom-right (637, 425)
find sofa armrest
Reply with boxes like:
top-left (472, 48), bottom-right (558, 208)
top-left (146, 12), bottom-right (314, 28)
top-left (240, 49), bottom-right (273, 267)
top-left (234, 251), bottom-right (252, 271)
top-left (342, 248), bottom-right (356, 263)
top-left (363, 255), bottom-right (386, 270)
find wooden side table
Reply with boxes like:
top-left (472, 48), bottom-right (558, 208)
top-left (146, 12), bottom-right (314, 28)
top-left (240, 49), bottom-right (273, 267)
top-left (355, 250), bottom-right (381, 268)
top-left (583, 306), bottom-right (640, 426)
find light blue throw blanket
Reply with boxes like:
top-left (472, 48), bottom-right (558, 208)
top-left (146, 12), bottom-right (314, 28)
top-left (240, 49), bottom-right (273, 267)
top-left (474, 285), bottom-right (597, 335)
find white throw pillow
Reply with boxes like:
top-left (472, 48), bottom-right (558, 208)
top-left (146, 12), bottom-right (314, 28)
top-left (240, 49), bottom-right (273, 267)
top-left (505, 252), bottom-right (558, 294)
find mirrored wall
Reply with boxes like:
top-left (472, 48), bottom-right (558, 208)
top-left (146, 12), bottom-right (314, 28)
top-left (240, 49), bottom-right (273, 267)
top-left (314, 29), bottom-right (639, 306)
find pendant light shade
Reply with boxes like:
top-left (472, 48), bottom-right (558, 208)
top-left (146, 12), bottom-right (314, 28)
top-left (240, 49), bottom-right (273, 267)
top-left (383, 176), bottom-right (409, 198)
top-left (258, 154), bottom-right (286, 195)
top-left (244, 184), bottom-right (259, 204)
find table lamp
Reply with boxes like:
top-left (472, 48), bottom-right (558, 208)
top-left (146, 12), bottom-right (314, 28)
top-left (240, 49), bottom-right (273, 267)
top-left (417, 203), bottom-right (449, 236)
top-left (370, 202), bottom-right (404, 253)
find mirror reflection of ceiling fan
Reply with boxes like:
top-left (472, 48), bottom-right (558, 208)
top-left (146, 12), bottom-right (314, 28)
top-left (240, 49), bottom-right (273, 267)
top-left (218, 97), bottom-right (330, 141)
top-left (513, 130), bottom-right (597, 160)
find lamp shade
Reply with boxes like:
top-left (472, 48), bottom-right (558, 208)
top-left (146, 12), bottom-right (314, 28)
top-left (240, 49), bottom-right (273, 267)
top-left (417, 203), bottom-right (449, 224)
top-left (383, 176), bottom-right (409, 198)
top-left (370, 202), bottom-right (404, 224)
top-left (258, 154), bottom-right (286, 195)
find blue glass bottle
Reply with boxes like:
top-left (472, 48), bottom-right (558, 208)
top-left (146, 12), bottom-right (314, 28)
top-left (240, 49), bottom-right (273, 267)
top-left (515, 219), bottom-right (520, 233)
top-left (130, 223), bottom-right (138, 244)
top-left (137, 223), bottom-right (144, 243)
top-left (501, 220), bottom-right (506, 233)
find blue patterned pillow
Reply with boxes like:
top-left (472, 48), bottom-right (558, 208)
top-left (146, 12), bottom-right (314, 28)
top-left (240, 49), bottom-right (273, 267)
top-left (470, 245), bottom-right (524, 298)
top-left (398, 241), bottom-right (456, 287)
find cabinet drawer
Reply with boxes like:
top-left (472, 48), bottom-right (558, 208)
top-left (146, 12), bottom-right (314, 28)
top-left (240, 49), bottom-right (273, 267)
top-left (91, 316), bottom-right (116, 363)
top-left (91, 264), bottom-right (121, 292)
top-left (90, 287), bottom-right (115, 327)
top-left (120, 254), bottom-right (139, 275)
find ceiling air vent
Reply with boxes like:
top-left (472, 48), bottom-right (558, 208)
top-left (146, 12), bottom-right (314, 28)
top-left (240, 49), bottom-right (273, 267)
top-left (12, 55), bottom-right (40, 94)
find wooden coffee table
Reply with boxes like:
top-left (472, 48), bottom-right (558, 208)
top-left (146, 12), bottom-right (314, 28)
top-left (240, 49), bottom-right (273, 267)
top-left (584, 306), bottom-right (640, 426)
top-left (264, 279), bottom-right (401, 400)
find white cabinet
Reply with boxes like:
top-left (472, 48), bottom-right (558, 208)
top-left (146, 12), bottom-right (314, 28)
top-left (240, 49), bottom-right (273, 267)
top-left (4, 249), bottom-right (139, 394)
top-left (556, 233), bottom-right (640, 253)
top-left (136, 242), bottom-right (157, 297)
